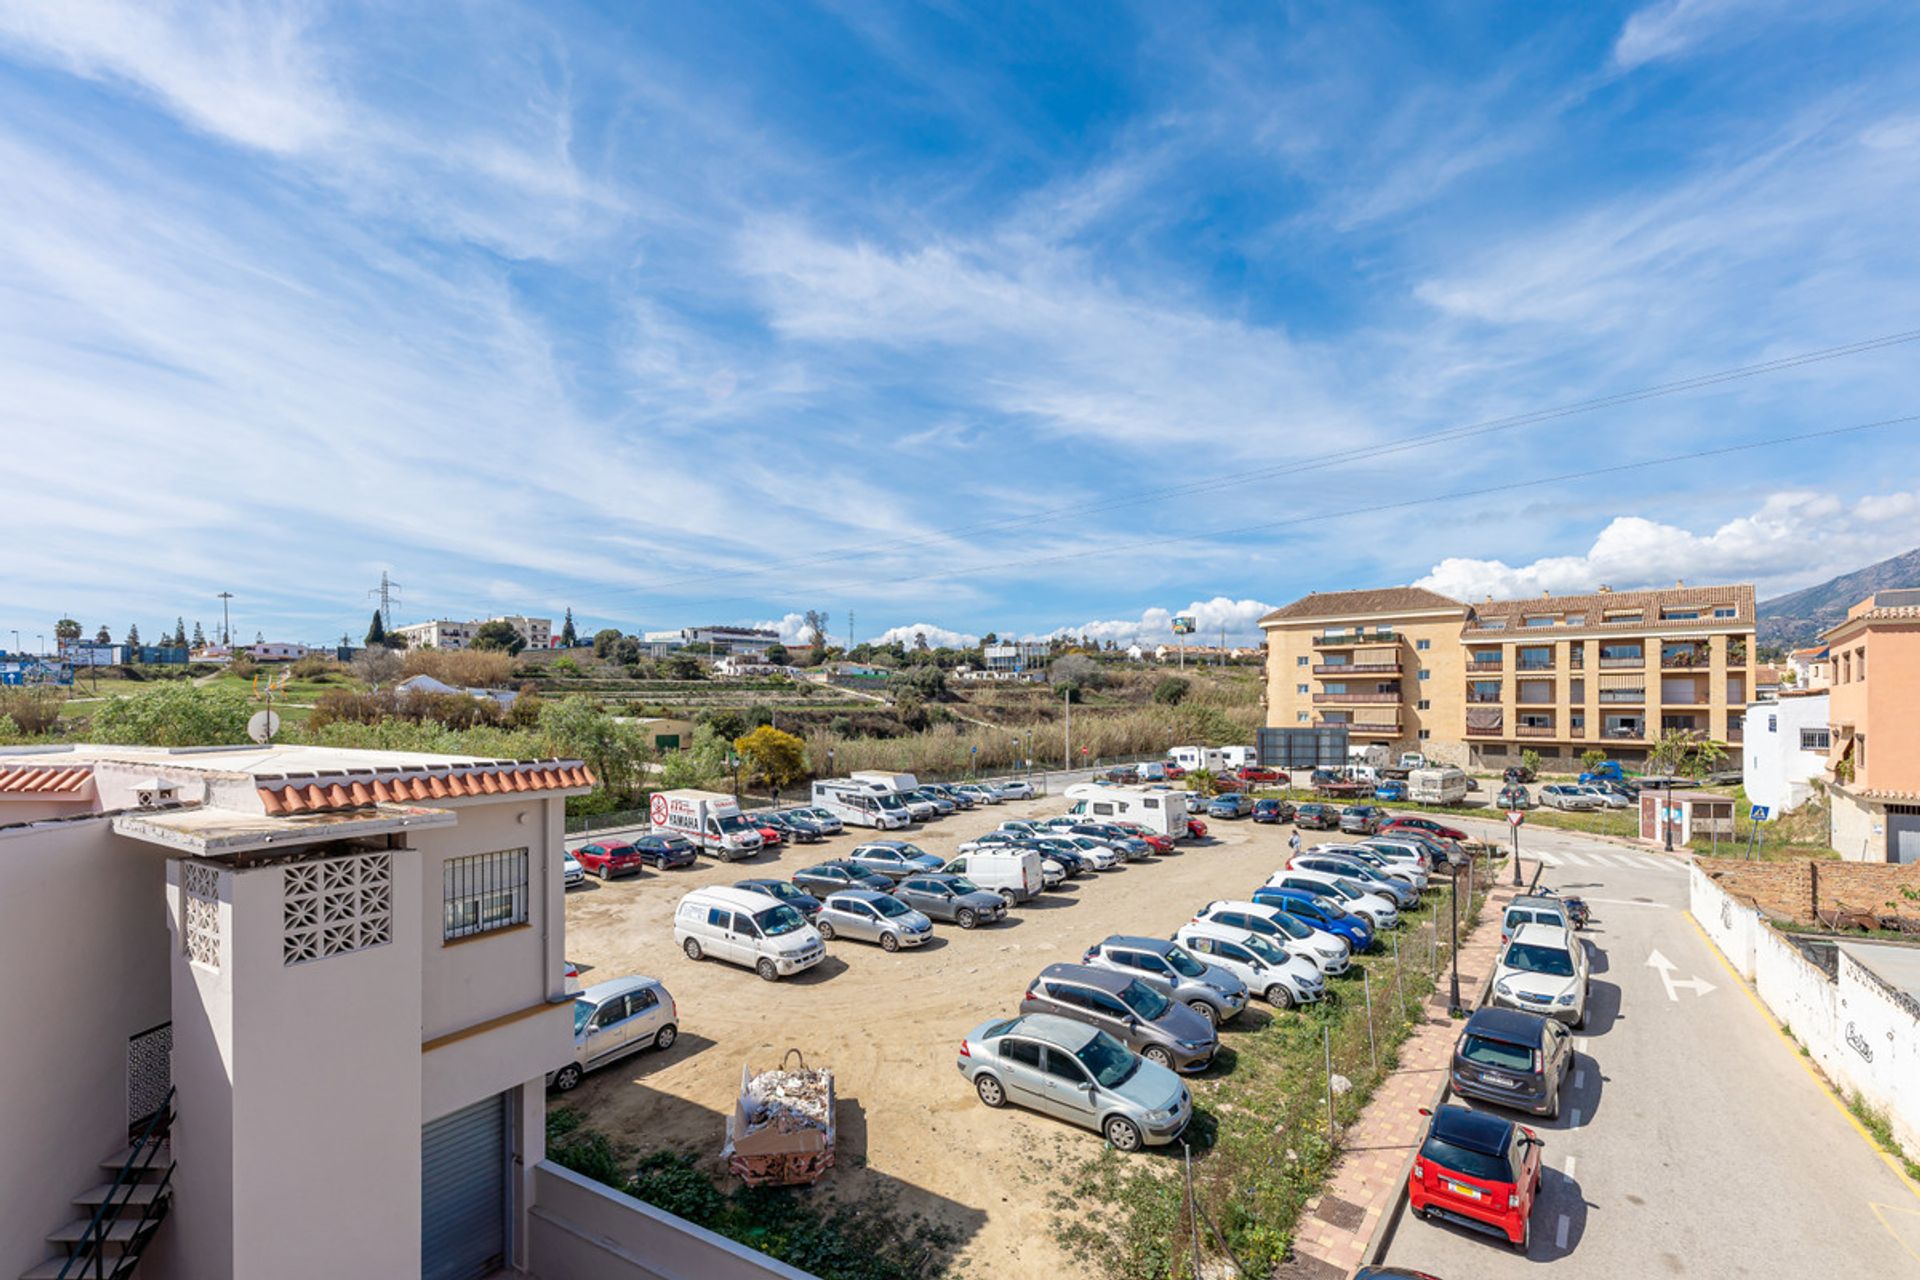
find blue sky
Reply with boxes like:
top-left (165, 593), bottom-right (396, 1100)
top-left (4, 1), bottom-right (1919, 652)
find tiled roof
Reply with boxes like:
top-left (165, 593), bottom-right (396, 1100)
top-left (1259, 587), bottom-right (1464, 624)
top-left (0, 764), bottom-right (94, 796)
top-left (1824, 603), bottom-right (1920, 641)
top-left (258, 761), bottom-right (593, 816)
top-left (1462, 583), bottom-right (1753, 636)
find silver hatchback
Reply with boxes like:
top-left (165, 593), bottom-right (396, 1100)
top-left (548, 976), bottom-right (676, 1092)
top-left (957, 1012), bottom-right (1191, 1151)
top-left (815, 889), bottom-right (934, 951)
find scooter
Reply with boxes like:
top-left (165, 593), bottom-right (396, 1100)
top-left (1561, 896), bottom-right (1592, 930)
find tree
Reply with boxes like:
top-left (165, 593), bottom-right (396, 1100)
top-left (471, 620), bottom-right (527, 655)
top-left (94, 625), bottom-right (111, 644)
top-left (735, 725), bottom-right (808, 791)
top-left (191, 621), bottom-right (206, 647)
top-left (897, 664), bottom-right (947, 700)
top-left (664, 653), bottom-right (705, 680)
top-left (560, 608), bottom-right (578, 647)
top-left (55, 618), bottom-right (81, 646)
top-left (126, 623), bottom-right (141, 647)
top-left (1520, 748), bottom-right (1542, 777)
top-left (1646, 729), bottom-right (1726, 780)
top-left (613, 636), bottom-right (641, 666)
top-left (982, 632), bottom-right (998, 645)
top-left (1152, 676), bottom-right (1190, 706)
top-left (537, 695), bottom-right (650, 798)
top-left (172, 618), bottom-right (187, 646)
top-left (351, 645), bottom-right (404, 687)
top-left (1048, 653), bottom-right (1103, 702)
top-left (699, 708), bottom-right (749, 742)
top-left (803, 609), bottom-right (831, 655)
top-left (366, 609), bottom-right (388, 647)
top-left (592, 628), bottom-right (622, 658)
top-left (1579, 748), bottom-right (1608, 773)
top-left (764, 642), bottom-right (790, 666)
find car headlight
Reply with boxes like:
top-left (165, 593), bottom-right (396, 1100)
top-left (1177, 1039), bottom-right (1210, 1051)
top-left (1143, 1106), bottom-right (1174, 1123)
top-left (1317, 946), bottom-right (1341, 958)
top-left (1495, 979), bottom-right (1514, 996)
top-left (1556, 993), bottom-right (1577, 1006)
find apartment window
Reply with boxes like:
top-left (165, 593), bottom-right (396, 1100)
top-left (1415, 638), bottom-right (1430, 651)
top-left (1417, 699), bottom-right (1431, 711)
top-left (1713, 607), bottom-right (1736, 618)
top-left (1857, 647), bottom-right (1867, 680)
top-left (1297, 683), bottom-right (1309, 694)
top-left (1570, 712), bottom-right (1586, 732)
top-left (1418, 669), bottom-right (1430, 681)
top-left (1857, 737), bottom-right (1867, 770)
top-left (1524, 616), bottom-right (1556, 627)
top-left (444, 848), bottom-right (530, 941)
top-left (1479, 618), bottom-right (1507, 630)
top-left (1297, 712), bottom-right (1310, 723)
top-left (1799, 727), bottom-right (1830, 751)
top-left (1768, 715), bottom-right (1778, 733)
top-left (1418, 729), bottom-right (1431, 740)
top-left (1662, 609), bottom-right (1699, 621)
top-left (1297, 655), bottom-right (1309, 666)
top-left (1565, 614), bottom-right (1585, 626)
top-left (1604, 611), bottom-right (1643, 625)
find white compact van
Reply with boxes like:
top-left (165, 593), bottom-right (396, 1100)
top-left (674, 886), bottom-right (826, 981)
top-left (1063, 784), bottom-right (1190, 837)
top-left (939, 848), bottom-right (1043, 905)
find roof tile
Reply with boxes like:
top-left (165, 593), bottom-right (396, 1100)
top-left (1260, 587), bottom-right (1464, 624)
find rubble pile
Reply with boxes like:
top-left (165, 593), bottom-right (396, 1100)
top-left (742, 1066), bottom-right (832, 1132)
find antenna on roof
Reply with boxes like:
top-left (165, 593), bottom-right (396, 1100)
top-left (367, 572), bottom-right (404, 630)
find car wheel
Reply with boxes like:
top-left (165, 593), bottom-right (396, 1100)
top-left (682, 937), bottom-right (704, 961)
top-left (816, 920), bottom-right (836, 941)
top-left (1512, 1215), bottom-right (1531, 1253)
top-left (1572, 1010), bottom-right (1586, 1031)
top-left (957, 908), bottom-right (978, 930)
top-left (975, 1075), bottom-right (1007, 1108)
top-left (999, 889), bottom-right (1019, 907)
top-left (1188, 999), bottom-right (1218, 1027)
top-left (1266, 985), bottom-right (1294, 1009)
top-left (597, 864), bottom-right (610, 880)
top-left (655, 1023), bottom-right (678, 1051)
top-left (1105, 1116), bottom-right (1143, 1152)
top-left (1142, 1045), bottom-right (1173, 1068)
top-left (880, 932), bottom-right (901, 953)
top-left (552, 1064), bottom-right (582, 1092)
top-left (757, 958), bottom-right (779, 982)
top-left (1545, 1087), bottom-right (1560, 1120)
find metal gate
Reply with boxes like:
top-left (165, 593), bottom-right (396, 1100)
top-left (1889, 805), bottom-right (1920, 865)
top-left (421, 1093), bottom-right (510, 1280)
top-left (127, 1022), bottom-right (172, 1131)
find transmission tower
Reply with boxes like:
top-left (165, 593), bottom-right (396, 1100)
top-left (367, 572), bottom-right (403, 629)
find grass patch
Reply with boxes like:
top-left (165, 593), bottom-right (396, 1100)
top-left (1846, 1092), bottom-right (1920, 1182)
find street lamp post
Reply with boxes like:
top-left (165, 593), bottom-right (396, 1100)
top-left (1063, 687), bottom-right (1072, 771)
top-left (1447, 871), bottom-right (1463, 1016)
top-left (1663, 777), bottom-right (1674, 853)
top-left (1511, 817), bottom-right (1523, 886)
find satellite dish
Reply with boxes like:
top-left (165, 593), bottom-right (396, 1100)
top-left (248, 710), bottom-right (281, 744)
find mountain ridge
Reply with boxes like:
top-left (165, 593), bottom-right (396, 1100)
top-left (1756, 546), bottom-right (1920, 649)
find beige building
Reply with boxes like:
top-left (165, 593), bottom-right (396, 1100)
top-left (1261, 582), bottom-right (1757, 769)
top-left (395, 615), bottom-right (552, 652)
top-left (1823, 588), bottom-right (1920, 862)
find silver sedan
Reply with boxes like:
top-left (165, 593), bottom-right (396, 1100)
top-left (814, 889), bottom-right (934, 951)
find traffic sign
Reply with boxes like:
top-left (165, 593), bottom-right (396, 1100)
top-left (1748, 804), bottom-right (1770, 822)
top-left (1506, 809), bottom-right (1525, 827)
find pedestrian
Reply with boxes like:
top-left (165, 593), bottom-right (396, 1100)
top-left (1289, 830), bottom-right (1301, 854)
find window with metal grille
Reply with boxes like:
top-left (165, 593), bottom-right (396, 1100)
top-left (444, 848), bottom-right (530, 941)
top-left (1799, 727), bottom-right (1830, 751)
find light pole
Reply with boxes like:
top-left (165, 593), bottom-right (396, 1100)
top-left (1448, 871), bottom-right (1463, 1016)
top-left (1511, 816), bottom-right (1523, 886)
top-left (217, 591), bottom-right (234, 648)
top-left (1063, 686), bottom-right (1072, 771)
top-left (1663, 776), bottom-right (1674, 853)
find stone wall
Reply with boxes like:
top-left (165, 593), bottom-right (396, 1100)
top-left (1697, 855), bottom-right (1920, 924)
top-left (1829, 786), bottom-right (1884, 863)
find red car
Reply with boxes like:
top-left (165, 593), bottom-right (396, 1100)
top-left (1185, 816), bottom-right (1209, 839)
top-left (1111, 822), bottom-right (1174, 854)
top-left (1235, 765), bottom-right (1282, 783)
top-left (1384, 816), bottom-right (1469, 842)
top-left (754, 823), bottom-right (784, 848)
top-left (1163, 763), bottom-right (1187, 779)
top-left (573, 840), bottom-right (646, 879)
top-left (1409, 1104), bottom-right (1543, 1251)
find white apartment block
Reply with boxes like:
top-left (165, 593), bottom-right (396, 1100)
top-left (0, 744), bottom-right (803, 1280)
top-left (394, 617), bottom-right (552, 653)
top-left (1742, 692), bottom-right (1832, 815)
top-left (982, 640), bottom-right (1048, 673)
top-left (679, 626), bottom-right (779, 656)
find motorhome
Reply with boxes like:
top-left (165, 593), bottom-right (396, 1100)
top-left (651, 789), bottom-right (766, 860)
top-left (812, 779), bottom-right (914, 829)
top-left (1408, 766), bottom-right (1470, 806)
top-left (1064, 784), bottom-right (1191, 838)
top-left (850, 770), bottom-right (919, 794)
top-left (1220, 746), bottom-right (1256, 770)
top-left (1168, 745), bottom-right (1227, 773)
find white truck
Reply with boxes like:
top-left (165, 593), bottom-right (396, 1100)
top-left (811, 779), bottom-right (913, 830)
top-left (651, 789), bottom-right (766, 861)
top-left (1064, 784), bottom-right (1190, 838)
top-left (1408, 766), bottom-right (1469, 805)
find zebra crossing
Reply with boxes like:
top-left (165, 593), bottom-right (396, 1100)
top-left (1535, 847), bottom-right (1687, 873)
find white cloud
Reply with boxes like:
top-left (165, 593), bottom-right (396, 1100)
top-left (1612, 0), bottom-right (1760, 71)
top-left (1033, 597), bottom-right (1276, 647)
top-left (872, 623), bottom-right (980, 650)
top-left (754, 614), bottom-right (814, 646)
top-left (1415, 489), bottom-right (1920, 601)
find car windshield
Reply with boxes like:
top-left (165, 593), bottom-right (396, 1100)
top-left (949, 877), bottom-right (981, 895)
top-left (872, 895), bottom-right (912, 919)
top-left (1461, 1034), bottom-right (1537, 1073)
top-left (760, 882), bottom-right (799, 902)
top-left (572, 998), bottom-right (595, 1035)
top-left (1335, 877), bottom-right (1372, 899)
top-left (753, 905), bottom-right (808, 938)
top-left (874, 792), bottom-right (906, 810)
top-left (1264, 911), bottom-right (1312, 940)
top-left (1420, 1134), bottom-right (1514, 1185)
top-left (1118, 979), bottom-right (1173, 1019)
top-left (1164, 945), bottom-right (1207, 978)
top-left (1506, 943), bottom-right (1576, 977)
top-left (718, 814), bottom-right (754, 833)
top-left (1240, 933), bottom-right (1291, 966)
top-left (896, 843), bottom-right (929, 859)
top-left (1077, 1031), bottom-right (1139, 1088)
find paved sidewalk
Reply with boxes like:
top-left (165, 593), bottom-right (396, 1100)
top-left (1279, 857), bottom-right (1542, 1280)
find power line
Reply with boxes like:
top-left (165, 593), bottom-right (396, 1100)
top-left (615, 327), bottom-right (1920, 593)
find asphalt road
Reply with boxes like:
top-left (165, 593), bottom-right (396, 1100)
top-left (1383, 819), bottom-right (1920, 1277)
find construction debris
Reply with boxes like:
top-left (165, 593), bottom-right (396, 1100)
top-left (723, 1049), bottom-right (836, 1186)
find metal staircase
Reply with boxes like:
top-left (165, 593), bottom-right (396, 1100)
top-left (20, 1089), bottom-right (174, 1280)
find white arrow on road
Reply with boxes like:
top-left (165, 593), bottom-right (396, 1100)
top-left (1647, 949), bottom-right (1717, 1001)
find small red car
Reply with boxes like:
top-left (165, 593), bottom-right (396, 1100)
top-left (1163, 763), bottom-right (1187, 779)
top-left (1185, 816), bottom-right (1209, 839)
top-left (573, 840), bottom-right (645, 879)
top-left (1384, 816), bottom-right (1469, 842)
top-left (1111, 822), bottom-right (1175, 853)
top-left (754, 823), bottom-right (784, 848)
top-left (1235, 765), bottom-right (1282, 783)
top-left (1409, 1104), bottom-right (1543, 1251)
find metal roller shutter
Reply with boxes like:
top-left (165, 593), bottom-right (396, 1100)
top-left (422, 1093), bottom-right (509, 1280)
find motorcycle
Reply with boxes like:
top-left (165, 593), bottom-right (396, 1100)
top-left (1562, 896), bottom-right (1591, 930)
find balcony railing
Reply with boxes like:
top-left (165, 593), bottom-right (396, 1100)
top-left (1466, 660), bottom-right (1503, 673)
top-left (1465, 693), bottom-right (1501, 704)
top-left (1661, 651), bottom-right (1711, 669)
top-left (1515, 724), bottom-right (1557, 737)
top-left (1313, 691), bottom-right (1402, 704)
top-left (1516, 659), bottom-right (1555, 672)
top-left (1315, 631), bottom-right (1395, 647)
top-left (1315, 719), bottom-right (1398, 734)
top-left (1599, 655), bottom-right (1644, 668)
top-left (1600, 726), bottom-right (1647, 740)
top-left (1313, 662), bottom-right (1400, 675)
top-left (1727, 726), bottom-right (1744, 743)
top-left (1598, 692), bottom-right (1645, 704)
top-left (1662, 695), bottom-right (1709, 706)
top-left (1465, 723), bottom-right (1503, 737)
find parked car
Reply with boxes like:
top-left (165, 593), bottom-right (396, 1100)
top-left (1491, 923), bottom-right (1591, 1028)
top-left (1052, 835), bottom-right (1123, 870)
top-left (1108, 821), bottom-right (1176, 854)
top-left (1382, 815), bottom-right (1469, 842)
top-left (1339, 804), bottom-right (1388, 835)
top-left (994, 779), bottom-right (1037, 800)
top-left (847, 840), bottom-right (946, 881)
top-left (1503, 764), bottom-right (1537, 784)
top-left (1409, 1105), bottom-right (1544, 1250)
top-left (1539, 784), bottom-right (1600, 812)
top-left (1020, 963), bottom-right (1219, 1073)
top-left (955, 783), bottom-right (1003, 805)
top-left (1295, 848), bottom-right (1425, 899)
top-left (1191, 900), bottom-right (1351, 975)
top-left (1208, 793), bottom-right (1254, 819)
top-left (1173, 922), bottom-right (1326, 1009)
top-left (1452, 1006), bottom-right (1574, 1119)
top-left (791, 860), bottom-right (894, 896)
top-left (785, 805), bottom-right (845, 835)
top-left (562, 851), bottom-right (585, 888)
top-left (1081, 934), bottom-right (1250, 1027)
top-left (1185, 815), bottom-right (1211, 839)
top-left (1373, 780), bottom-right (1408, 803)
top-left (815, 889), bottom-right (934, 950)
top-left (941, 848), bottom-right (1046, 903)
top-left (1250, 885), bottom-right (1374, 952)
top-left (1235, 765), bottom-right (1282, 783)
top-left (1252, 798), bottom-right (1295, 824)
top-left (674, 886), bottom-right (826, 981)
top-left (906, 787), bottom-right (958, 816)
top-left (891, 873), bottom-right (1008, 929)
top-left (1501, 898), bottom-right (1571, 946)
top-left (1575, 783), bottom-right (1632, 809)
top-left (1496, 783), bottom-right (1535, 810)
top-left (573, 839), bottom-right (645, 880)
top-left (956, 1013), bottom-right (1191, 1151)
top-left (752, 821), bottom-right (784, 849)
top-left (549, 976), bottom-right (678, 1091)
top-left (1578, 760), bottom-right (1628, 784)
top-left (1024, 837), bottom-right (1094, 876)
top-left (632, 833), bottom-right (699, 869)
top-left (1061, 823), bottom-right (1153, 860)
top-left (923, 783), bottom-right (975, 809)
top-left (758, 812), bottom-right (822, 844)
top-left (1294, 802), bottom-right (1341, 831)
top-left (734, 877), bottom-right (823, 919)
top-left (1264, 870), bottom-right (1400, 930)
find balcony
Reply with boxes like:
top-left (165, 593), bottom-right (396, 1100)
top-left (1315, 630), bottom-right (1395, 647)
top-left (1515, 659), bottom-right (1555, 672)
top-left (1465, 692), bottom-right (1501, 704)
top-left (1515, 724), bottom-right (1558, 738)
top-left (1313, 662), bottom-right (1400, 675)
top-left (1313, 691), bottom-right (1402, 704)
top-left (1662, 693), bottom-right (1709, 706)
top-left (1598, 692), bottom-right (1645, 705)
top-left (1599, 655), bottom-right (1644, 668)
top-left (1727, 725), bottom-right (1744, 744)
top-left (1316, 719), bottom-right (1399, 736)
top-left (1466, 659), bottom-right (1504, 674)
top-left (1465, 723), bottom-right (1503, 737)
top-left (1661, 649), bottom-right (1711, 670)
top-left (1600, 726), bottom-right (1647, 741)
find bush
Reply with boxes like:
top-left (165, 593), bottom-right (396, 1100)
top-left (227, 655), bottom-right (258, 679)
top-left (0, 688), bottom-right (66, 735)
top-left (403, 648), bottom-right (512, 688)
top-left (1580, 748), bottom-right (1607, 772)
top-left (1151, 676), bottom-right (1190, 706)
top-left (91, 684), bottom-right (252, 746)
top-left (289, 654), bottom-right (338, 679)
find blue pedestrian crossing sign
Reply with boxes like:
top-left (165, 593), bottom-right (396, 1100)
top-left (1749, 804), bottom-right (1770, 822)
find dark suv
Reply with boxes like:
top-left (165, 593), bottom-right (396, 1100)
top-left (1451, 1006), bottom-right (1573, 1119)
top-left (1294, 803), bottom-right (1340, 831)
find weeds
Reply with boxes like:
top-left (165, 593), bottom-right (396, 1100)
top-left (1847, 1093), bottom-right (1920, 1182)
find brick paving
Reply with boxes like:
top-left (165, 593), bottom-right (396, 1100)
top-left (1286, 857), bottom-right (1541, 1280)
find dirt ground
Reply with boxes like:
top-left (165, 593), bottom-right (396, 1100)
top-left (558, 796), bottom-right (1299, 1279)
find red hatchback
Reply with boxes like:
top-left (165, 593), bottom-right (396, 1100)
top-left (1384, 816), bottom-right (1469, 842)
top-left (754, 823), bottom-right (784, 848)
top-left (574, 840), bottom-right (645, 879)
top-left (1185, 816), bottom-right (1209, 839)
top-left (1112, 822), bottom-right (1175, 853)
top-left (1235, 765), bottom-right (1282, 783)
top-left (1409, 1104), bottom-right (1543, 1251)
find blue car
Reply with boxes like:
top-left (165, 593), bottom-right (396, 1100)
top-left (1207, 794), bottom-right (1254, 819)
top-left (1253, 886), bottom-right (1375, 952)
top-left (1373, 780), bottom-right (1407, 803)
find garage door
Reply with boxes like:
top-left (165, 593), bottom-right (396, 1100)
top-left (422, 1093), bottom-right (509, 1280)
top-left (1889, 807), bottom-right (1920, 865)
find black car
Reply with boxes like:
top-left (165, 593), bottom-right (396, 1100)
top-left (792, 861), bottom-right (893, 896)
top-left (1294, 802), bottom-right (1340, 831)
top-left (1022, 837), bottom-right (1090, 877)
top-left (1451, 1006), bottom-right (1573, 1119)
top-left (1503, 764), bottom-right (1536, 784)
top-left (734, 877), bottom-right (824, 919)
top-left (758, 811), bottom-right (823, 844)
top-left (1252, 798), bottom-right (1295, 824)
top-left (632, 833), bottom-right (699, 869)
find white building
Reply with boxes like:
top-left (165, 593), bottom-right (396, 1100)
top-left (0, 743), bottom-right (799, 1280)
top-left (679, 626), bottom-right (779, 656)
top-left (1742, 691), bottom-right (1832, 814)
top-left (249, 642), bottom-right (310, 662)
top-left (394, 616), bottom-right (552, 653)
top-left (983, 640), bottom-right (1048, 674)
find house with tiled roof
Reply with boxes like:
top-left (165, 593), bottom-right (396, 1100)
top-left (1821, 588), bottom-right (1920, 862)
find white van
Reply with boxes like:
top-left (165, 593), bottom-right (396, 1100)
top-left (1408, 766), bottom-right (1469, 805)
top-left (1063, 784), bottom-right (1190, 838)
top-left (940, 848), bottom-right (1043, 905)
top-left (812, 779), bottom-right (913, 829)
top-left (673, 886), bottom-right (826, 982)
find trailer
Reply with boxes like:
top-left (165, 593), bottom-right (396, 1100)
top-left (722, 1050), bottom-right (836, 1187)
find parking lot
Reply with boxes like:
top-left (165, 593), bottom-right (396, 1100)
top-left (559, 791), bottom-right (1318, 1278)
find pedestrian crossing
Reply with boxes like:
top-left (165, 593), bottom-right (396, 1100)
top-left (1536, 848), bottom-right (1687, 873)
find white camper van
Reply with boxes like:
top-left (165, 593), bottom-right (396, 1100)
top-left (1064, 784), bottom-right (1190, 838)
top-left (1407, 766), bottom-right (1469, 805)
top-left (812, 779), bottom-right (914, 829)
top-left (1168, 745), bottom-right (1227, 773)
top-left (1220, 746), bottom-right (1256, 770)
top-left (651, 789), bottom-right (765, 860)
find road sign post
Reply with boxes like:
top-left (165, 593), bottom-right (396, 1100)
top-left (1508, 809), bottom-right (1524, 885)
top-left (1746, 804), bottom-right (1768, 860)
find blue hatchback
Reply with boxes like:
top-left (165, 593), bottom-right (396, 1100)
top-left (1253, 886), bottom-right (1375, 952)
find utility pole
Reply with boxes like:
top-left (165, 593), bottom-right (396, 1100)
top-left (217, 592), bottom-right (234, 648)
top-left (367, 572), bottom-right (403, 631)
top-left (847, 610), bottom-right (854, 655)
top-left (1063, 686), bottom-right (1072, 771)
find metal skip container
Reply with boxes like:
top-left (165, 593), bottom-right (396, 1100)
top-left (722, 1049), bottom-right (836, 1186)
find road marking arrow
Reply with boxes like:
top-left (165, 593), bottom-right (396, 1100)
top-left (1646, 949), bottom-right (1717, 1001)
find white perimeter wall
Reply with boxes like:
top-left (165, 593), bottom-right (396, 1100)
top-left (1691, 867), bottom-right (1920, 1153)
